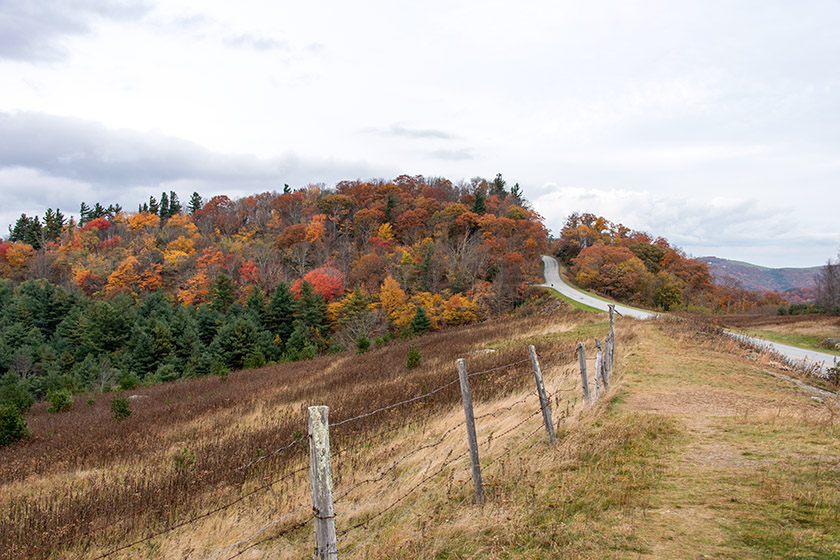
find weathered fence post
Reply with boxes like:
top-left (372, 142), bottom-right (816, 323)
top-left (308, 406), bottom-right (338, 559)
top-left (577, 343), bottom-right (591, 405)
top-left (606, 304), bottom-right (617, 388)
top-left (593, 338), bottom-right (603, 403)
top-left (603, 333), bottom-right (612, 392)
top-left (457, 358), bottom-right (484, 506)
top-left (528, 345), bottom-right (556, 445)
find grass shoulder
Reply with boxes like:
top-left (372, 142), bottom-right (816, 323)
top-left (734, 327), bottom-right (840, 356)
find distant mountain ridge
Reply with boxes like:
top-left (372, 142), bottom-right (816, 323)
top-left (700, 256), bottom-right (819, 303)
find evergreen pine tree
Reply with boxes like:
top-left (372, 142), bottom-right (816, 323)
top-left (267, 282), bottom-right (295, 345)
top-left (245, 287), bottom-right (268, 328)
top-left (490, 173), bottom-right (507, 199)
top-left (169, 191), bottom-right (182, 215)
top-left (148, 196), bottom-right (159, 216)
top-left (91, 203), bottom-right (107, 220)
top-left (79, 202), bottom-right (91, 225)
top-left (188, 192), bottom-right (203, 214)
top-left (211, 274), bottom-right (236, 314)
top-left (159, 192), bottom-right (170, 219)
top-left (43, 208), bottom-right (66, 241)
top-left (410, 305), bottom-right (431, 334)
top-left (471, 189), bottom-right (486, 215)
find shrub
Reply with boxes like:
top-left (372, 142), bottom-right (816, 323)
top-left (356, 336), bottom-right (371, 354)
top-left (118, 371), bottom-right (139, 391)
top-left (0, 404), bottom-right (29, 447)
top-left (0, 373), bottom-right (34, 414)
top-left (110, 396), bottom-right (132, 420)
top-left (406, 344), bottom-right (421, 369)
top-left (155, 364), bottom-right (180, 383)
top-left (211, 360), bottom-right (229, 381)
top-left (47, 389), bottom-right (73, 413)
top-left (244, 350), bottom-right (266, 369)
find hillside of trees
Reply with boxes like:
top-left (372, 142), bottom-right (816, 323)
top-left (0, 174), bottom-right (548, 409)
top-left (555, 213), bottom-right (789, 313)
top-left (699, 256), bottom-right (819, 304)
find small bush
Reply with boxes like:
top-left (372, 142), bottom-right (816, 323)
top-left (155, 364), bottom-right (180, 383)
top-left (356, 336), bottom-right (371, 354)
top-left (110, 396), bottom-right (132, 420)
top-left (118, 371), bottom-right (139, 391)
top-left (244, 350), bottom-right (266, 369)
top-left (406, 344), bottom-right (421, 369)
top-left (0, 373), bottom-right (34, 414)
top-left (0, 404), bottom-right (29, 447)
top-left (47, 389), bottom-right (73, 413)
top-left (211, 360), bottom-right (229, 382)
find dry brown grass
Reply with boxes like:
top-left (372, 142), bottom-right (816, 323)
top-left (0, 309), bottom-right (608, 560)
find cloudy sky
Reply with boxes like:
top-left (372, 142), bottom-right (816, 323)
top-left (1, 0), bottom-right (838, 268)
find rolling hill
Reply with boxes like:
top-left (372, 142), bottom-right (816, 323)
top-left (700, 256), bottom-right (820, 303)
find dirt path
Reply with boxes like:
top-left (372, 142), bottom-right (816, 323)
top-left (618, 324), bottom-right (840, 559)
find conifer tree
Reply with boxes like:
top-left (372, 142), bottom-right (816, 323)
top-left (410, 305), bottom-right (431, 334)
top-left (79, 202), bottom-right (91, 225)
top-left (169, 191), bottom-right (182, 215)
top-left (188, 192), bottom-right (203, 214)
top-left (159, 192), bottom-right (170, 219)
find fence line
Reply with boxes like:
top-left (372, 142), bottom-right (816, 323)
top-left (25, 332), bottom-right (617, 560)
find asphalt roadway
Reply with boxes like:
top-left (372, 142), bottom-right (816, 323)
top-left (539, 255), bottom-right (837, 374)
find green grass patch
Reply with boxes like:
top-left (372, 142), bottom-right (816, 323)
top-left (545, 287), bottom-right (603, 313)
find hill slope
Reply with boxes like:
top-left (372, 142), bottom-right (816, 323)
top-left (701, 256), bottom-right (819, 302)
top-left (3, 311), bottom-right (839, 559)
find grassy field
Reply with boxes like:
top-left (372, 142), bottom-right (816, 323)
top-left (2, 311), bottom-right (839, 559)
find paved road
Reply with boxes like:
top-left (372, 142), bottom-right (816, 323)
top-left (540, 255), bottom-right (837, 373)
top-left (539, 255), bottom-right (657, 320)
top-left (726, 332), bottom-right (837, 374)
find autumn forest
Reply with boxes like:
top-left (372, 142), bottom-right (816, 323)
top-left (0, 175), bottom-right (551, 410)
top-left (0, 174), bottom-right (807, 424)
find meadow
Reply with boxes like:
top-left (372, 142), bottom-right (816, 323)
top-left (3, 310), bottom-right (839, 559)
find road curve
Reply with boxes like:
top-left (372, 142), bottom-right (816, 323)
top-left (539, 255), bottom-right (837, 373)
top-left (539, 255), bottom-right (657, 320)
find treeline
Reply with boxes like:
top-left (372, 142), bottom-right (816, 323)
top-left (814, 252), bottom-right (840, 314)
top-left (555, 213), bottom-right (787, 313)
top-left (0, 174), bottom-right (548, 414)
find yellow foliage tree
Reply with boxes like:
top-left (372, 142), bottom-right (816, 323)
top-left (5, 243), bottom-right (35, 267)
top-left (105, 256), bottom-right (140, 296)
top-left (441, 293), bottom-right (481, 326)
top-left (378, 275), bottom-right (406, 317)
top-left (128, 212), bottom-right (161, 231)
top-left (306, 214), bottom-right (327, 242)
top-left (377, 222), bottom-right (394, 241)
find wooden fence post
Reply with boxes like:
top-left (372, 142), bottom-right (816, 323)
top-left (603, 333), bottom-right (612, 392)
top-left (528, 345), bottom-right (556, 445)
top-left (457, 358), bottom-right (484, 506)
top-left (577, 343), bottom-right (591, 405)
top-left (308, 406), bottom-right (338, 559)
top-left (593, 338), bottom-right (602, 403)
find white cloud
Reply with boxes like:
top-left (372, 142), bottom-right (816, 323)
top-left (531, 185), bottom-right (838, 268)
top-left (0, 0), bottom-right (839, 268)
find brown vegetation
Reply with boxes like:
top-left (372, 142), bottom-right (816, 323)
top-left (0, 309), bottom-right (604, 560)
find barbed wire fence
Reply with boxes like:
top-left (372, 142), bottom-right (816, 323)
top-left (14, 321), bottom-right (618, 560)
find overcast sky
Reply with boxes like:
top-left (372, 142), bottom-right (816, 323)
top-left (1, 0), bottom-right (838, 268)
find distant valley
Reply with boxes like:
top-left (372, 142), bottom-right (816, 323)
top-left (700, 256), bottom-right (820, 303)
